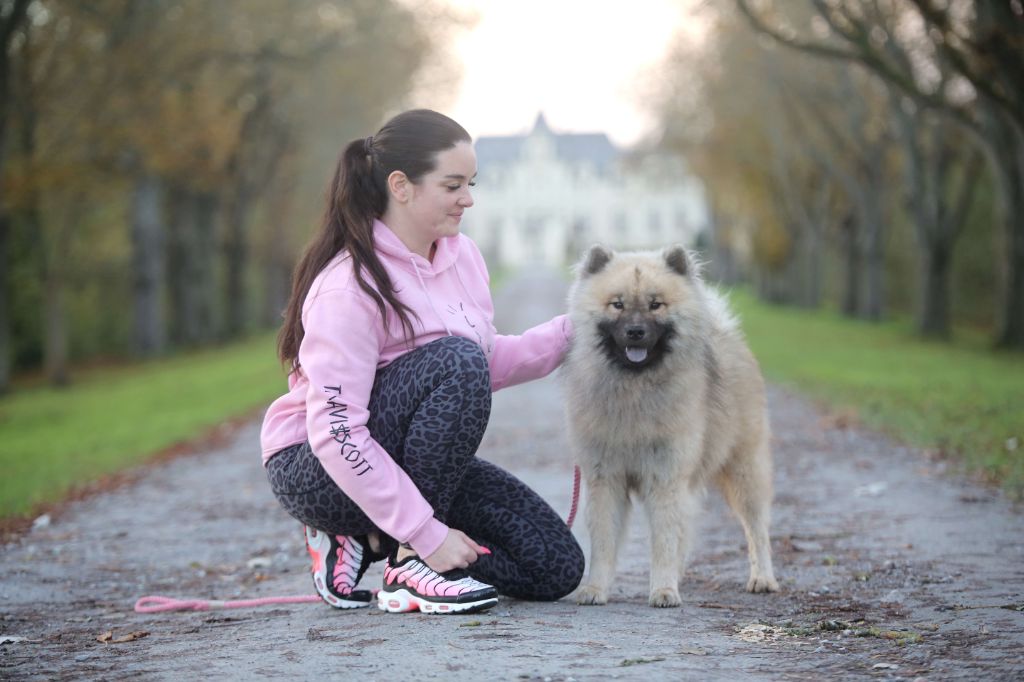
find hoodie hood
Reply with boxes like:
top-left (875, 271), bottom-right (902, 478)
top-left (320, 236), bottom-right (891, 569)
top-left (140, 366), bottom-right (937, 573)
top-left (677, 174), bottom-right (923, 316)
top-left (372, 218), bottom-right (461, 277)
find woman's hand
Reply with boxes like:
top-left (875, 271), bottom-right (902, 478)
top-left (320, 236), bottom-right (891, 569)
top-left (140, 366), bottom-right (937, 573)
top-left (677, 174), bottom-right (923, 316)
top-left (422, 529), bottom-right (490, 573)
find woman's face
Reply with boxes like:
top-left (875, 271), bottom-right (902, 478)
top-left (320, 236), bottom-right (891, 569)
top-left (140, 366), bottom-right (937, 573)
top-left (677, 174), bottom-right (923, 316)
top-left (405, 141), bottom-right (477, 243)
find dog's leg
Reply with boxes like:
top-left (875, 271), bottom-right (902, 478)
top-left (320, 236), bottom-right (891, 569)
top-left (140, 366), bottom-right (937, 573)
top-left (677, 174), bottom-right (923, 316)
top-left (576, 475), bottom-right (630, 605)
top-left (643, 484), bottom-right (697, 607)
top-left (718, 440), bottom-right (779, 593)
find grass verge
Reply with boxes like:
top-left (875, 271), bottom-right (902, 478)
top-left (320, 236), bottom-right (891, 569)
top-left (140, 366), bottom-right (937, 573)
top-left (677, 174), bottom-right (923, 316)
top-left (0, 332), bottom-right (286, 519)
top-left (730, 290), bottom-right (1024, 498)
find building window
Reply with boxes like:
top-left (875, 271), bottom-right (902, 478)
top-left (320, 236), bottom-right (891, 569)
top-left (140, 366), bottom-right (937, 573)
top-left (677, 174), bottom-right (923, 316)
top-left (648, 210), bottom-right (662, 240)
top-left (614, 212), bottom-right (628, 239)
top-left (572, 216), bottom-right (589, 241)
top-left (676, 208), bottom-right (689, 234)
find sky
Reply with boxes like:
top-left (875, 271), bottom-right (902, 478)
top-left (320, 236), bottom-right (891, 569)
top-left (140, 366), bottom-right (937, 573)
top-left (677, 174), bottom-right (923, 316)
top-left (445, 0), bottom-right (706, 148)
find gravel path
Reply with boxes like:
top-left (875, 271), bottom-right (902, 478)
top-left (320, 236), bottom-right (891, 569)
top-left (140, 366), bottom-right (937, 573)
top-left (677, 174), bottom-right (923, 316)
top-left (1, 269), bottom-right (1022, 681)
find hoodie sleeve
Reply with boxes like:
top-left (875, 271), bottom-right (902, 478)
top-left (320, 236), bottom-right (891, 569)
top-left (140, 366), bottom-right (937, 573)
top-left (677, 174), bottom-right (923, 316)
top-left (489, 314), bottom-right (574, 391)
top-left (300, 288), bottom-right (448, 558)
top-left (456, 236), bottom-right (576, 391)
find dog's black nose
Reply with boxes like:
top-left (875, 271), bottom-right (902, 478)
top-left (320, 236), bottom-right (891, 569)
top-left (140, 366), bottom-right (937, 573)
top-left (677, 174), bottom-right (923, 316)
top-left (625, 325), bottom-right (646, 341)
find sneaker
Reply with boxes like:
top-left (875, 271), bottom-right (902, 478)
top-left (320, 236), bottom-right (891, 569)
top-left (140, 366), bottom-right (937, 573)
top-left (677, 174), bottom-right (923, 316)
top-left (304, 525), bottom-right (374, 609)
top-left (378, 554), bottom-right (498, 615)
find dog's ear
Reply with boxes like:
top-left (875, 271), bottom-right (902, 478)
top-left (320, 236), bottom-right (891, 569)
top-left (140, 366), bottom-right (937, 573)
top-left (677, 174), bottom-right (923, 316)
top-left (581, 244), bottom-right (613, 277)
top-left (663, 245), bottom-right (693, 277)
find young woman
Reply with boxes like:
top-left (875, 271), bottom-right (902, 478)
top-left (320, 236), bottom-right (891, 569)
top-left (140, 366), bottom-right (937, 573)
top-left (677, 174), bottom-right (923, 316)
top-left (260, 109), bottom-right (584, 614)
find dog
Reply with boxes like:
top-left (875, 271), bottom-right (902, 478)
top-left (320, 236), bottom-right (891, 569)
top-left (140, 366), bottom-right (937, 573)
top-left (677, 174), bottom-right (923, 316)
top-left (562, 244), bottom-right (778, 607)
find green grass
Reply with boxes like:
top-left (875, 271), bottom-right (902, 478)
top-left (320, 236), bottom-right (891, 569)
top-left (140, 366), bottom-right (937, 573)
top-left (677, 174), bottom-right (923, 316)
top-left (730, 290), bottom-right (1024, 497)
top-left (0, 332), bottom-right (287, 518)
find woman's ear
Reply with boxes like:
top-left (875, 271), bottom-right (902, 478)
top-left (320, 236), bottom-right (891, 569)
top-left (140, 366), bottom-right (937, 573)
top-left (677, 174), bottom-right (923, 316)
top-left (387, 170), bottom-right (411, 203)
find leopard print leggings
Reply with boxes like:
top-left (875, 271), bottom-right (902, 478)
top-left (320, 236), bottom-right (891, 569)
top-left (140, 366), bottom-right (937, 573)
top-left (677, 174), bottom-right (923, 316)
top-left (266, 336), bottom-right (584, 601)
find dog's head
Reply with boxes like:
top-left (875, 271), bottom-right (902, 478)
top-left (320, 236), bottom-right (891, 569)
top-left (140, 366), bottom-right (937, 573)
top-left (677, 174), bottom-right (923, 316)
top-left (570, 244), bottom-right (701, 373)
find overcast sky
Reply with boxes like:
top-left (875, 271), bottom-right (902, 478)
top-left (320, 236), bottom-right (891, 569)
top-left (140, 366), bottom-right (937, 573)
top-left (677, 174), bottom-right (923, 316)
top-left (445, 0), bottom-right (705, 147)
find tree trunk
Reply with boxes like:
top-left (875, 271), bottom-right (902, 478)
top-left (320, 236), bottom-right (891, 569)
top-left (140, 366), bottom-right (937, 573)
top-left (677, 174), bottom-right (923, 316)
top-left (856, 152), bottom-right (887, 322)
top-left (859, 217), bottom-right (884, 321)
top-left (130, 172), bottom-right (166, 357)
top-left (261, 178), bottom-right (295, 329)
top-left (194, 192), bottom-right (218, 343)
top-left (44, 259), bottom-right (69, 385)
top-left (992, 129), bottom-right (1024, 349)
top-left (0, 212), bottom-right (9, 393)
top-left (223, 189), bottom-right (249, 339)
top-left (0, 0), bottom-right (32, 392)
top-left (803, 221), bottom-right (823, 308)
top-left (839, 213), bottom-right (860, 317)
top-left (917, 243), bottom-right (951, 339)
top-left (997, 170), bottom-right (1024, 349)
top-left (167, 187), bottom-right (218, 346)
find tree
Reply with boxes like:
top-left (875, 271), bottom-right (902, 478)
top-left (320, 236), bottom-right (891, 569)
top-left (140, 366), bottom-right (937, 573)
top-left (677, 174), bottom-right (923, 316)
top-left (736, 0), bottom-right (1024, 347)
top-left (0, 0), bottom-right (32, 392)
top-left (0, 0), bottom-right (470, 388)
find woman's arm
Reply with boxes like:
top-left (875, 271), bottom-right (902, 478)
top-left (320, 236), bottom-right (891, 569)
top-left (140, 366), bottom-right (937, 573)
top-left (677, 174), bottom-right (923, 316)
top-left (488, 314), bottom-right (574, 391)
top-left (300, 288), bottom-right (448, 558)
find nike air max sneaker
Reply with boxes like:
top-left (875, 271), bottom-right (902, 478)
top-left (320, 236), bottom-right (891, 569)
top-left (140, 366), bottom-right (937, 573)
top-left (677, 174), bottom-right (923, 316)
top-left (378, 554), bottom-right (498, 614)
top-left (304, 525), bottom-right (374, 609)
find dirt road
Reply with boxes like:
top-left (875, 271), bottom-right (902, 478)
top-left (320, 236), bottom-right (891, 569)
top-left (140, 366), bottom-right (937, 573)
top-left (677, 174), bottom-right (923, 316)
top-left (2, 269), bottom-right (1022, 681)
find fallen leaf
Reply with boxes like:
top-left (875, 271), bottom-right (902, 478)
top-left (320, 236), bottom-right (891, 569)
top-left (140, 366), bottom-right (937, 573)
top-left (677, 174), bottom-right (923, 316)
top-left (0, 636), bottom-right (35, 644)
top-left (97, 631), bottom-right (148, 644)
top-left (821, 410), bottom-right (858, 430)
top-left (678, 646), bottom-right (707, 656)
top-left (619, 657), bottom-right (665, 667)
top-left (246, 556), bottom-right (272, 570)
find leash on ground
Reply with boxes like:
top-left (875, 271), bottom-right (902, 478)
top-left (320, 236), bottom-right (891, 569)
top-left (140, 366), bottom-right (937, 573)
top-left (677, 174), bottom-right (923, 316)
top-left (133, 464), bottom-right (582, 614)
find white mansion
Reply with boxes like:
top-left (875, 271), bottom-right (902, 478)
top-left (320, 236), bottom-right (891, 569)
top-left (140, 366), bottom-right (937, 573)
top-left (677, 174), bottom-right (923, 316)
top-left (462, 114), bottom-right (709, 269)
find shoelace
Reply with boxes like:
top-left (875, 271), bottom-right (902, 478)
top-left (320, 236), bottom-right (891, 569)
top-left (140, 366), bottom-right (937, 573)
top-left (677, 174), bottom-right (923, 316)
top-left (390, 559), bottom-right (492, 597)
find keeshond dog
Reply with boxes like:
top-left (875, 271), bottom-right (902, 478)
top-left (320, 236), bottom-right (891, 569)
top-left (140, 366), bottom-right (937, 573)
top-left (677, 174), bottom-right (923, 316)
top-left (563, 244), bottom-right (778, 607)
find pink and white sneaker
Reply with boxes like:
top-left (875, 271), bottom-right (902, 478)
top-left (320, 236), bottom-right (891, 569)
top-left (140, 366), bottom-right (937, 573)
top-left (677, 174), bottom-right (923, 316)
top-left (304, 526), bottom-right (374, 609)
top-left (378, 554), bottom-right (498, 615)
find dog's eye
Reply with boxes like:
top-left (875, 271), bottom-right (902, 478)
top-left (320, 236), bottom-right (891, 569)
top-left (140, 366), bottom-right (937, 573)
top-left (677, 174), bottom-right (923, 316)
top-left (649, 301), bottom-right (664, 311)
top-left (610, 301), bottom-right (624, 310)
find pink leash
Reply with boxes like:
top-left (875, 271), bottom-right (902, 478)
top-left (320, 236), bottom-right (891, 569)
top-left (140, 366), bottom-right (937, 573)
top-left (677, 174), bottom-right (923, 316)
top-left (135, 594), bottom-right (322, 613)
top-left (134, 464), bottom-right (583, 614)
top-left (566, 464), bottom-right (581, 529)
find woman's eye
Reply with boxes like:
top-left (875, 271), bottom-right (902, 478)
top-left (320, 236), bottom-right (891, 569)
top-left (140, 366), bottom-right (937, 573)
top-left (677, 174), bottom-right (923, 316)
top-left (447, 185), bottom-right (460, 191)
top-left (468, 181), bottom-right (476, 187)
top-left (650, 301), bottom-right (663, 310)
top-left (611, 301), bottom-right (624, 310)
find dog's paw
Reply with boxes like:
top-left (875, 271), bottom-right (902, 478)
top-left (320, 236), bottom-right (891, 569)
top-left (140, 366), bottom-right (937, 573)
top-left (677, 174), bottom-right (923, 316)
top-left (575, 584), bottom-right (608, 605)
top-left (747, 574), bottom-right (779, 593)
top-left (648, 587), bottom-right (681, 608)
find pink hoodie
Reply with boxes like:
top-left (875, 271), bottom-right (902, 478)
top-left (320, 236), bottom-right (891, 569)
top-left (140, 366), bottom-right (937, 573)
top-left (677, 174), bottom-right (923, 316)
top-left (260, 219), bottom-right (572, 559)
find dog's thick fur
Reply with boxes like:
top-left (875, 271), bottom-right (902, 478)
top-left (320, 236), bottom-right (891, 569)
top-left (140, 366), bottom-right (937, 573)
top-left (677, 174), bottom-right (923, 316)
top-left (563, 244), bottom-right (778, 607)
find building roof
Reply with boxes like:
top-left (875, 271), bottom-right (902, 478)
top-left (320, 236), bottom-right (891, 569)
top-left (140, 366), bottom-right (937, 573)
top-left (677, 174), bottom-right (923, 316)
top-left (474, 113), bottom-right (619, 173)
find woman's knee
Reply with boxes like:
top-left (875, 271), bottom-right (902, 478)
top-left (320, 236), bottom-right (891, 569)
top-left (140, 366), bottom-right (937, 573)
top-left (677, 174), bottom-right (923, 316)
top-left (426, 336), bottom-right (491, 395)
top-left (542, 536), bottom-right (585, 600)
top-left (506, 531), bottom-right (585, 602)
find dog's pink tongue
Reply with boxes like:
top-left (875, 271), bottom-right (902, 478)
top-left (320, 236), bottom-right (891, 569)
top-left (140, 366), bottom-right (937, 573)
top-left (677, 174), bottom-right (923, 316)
top-left (626, 347), bottom-right (648, 363)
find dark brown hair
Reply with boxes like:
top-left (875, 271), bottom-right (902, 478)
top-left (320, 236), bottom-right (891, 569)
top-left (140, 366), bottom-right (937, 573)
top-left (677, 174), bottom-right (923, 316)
top-left (277, 109), bottom-right (472, 373)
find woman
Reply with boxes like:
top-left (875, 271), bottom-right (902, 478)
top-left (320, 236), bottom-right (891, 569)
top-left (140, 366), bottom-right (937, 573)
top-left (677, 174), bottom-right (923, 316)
top-left (260, 109), bottom-right (584, 614)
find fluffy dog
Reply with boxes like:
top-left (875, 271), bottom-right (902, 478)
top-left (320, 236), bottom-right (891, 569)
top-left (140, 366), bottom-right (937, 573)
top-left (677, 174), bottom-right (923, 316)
top-left (563, 244), bottom-right (778, 607)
